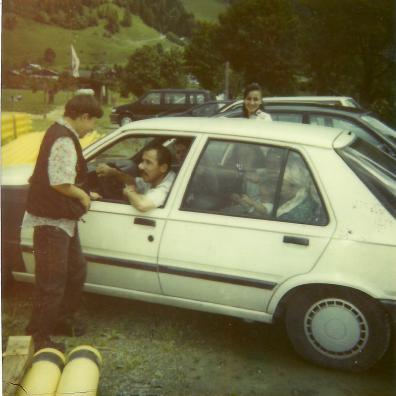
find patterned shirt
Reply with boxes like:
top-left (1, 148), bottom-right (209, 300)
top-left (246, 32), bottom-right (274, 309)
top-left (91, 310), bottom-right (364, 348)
top-left (22, 118), bottom-right (80, 237)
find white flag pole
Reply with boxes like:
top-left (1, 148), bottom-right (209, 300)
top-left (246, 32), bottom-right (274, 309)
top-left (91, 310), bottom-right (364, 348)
top-left (71, 44), bottom-right (80, 78)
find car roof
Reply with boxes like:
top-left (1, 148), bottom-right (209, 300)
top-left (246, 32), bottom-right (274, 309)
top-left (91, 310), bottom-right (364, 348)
top-left (123, 116), bottom-right (347, 149)
top-left (221, 99), bottom-right (363, 111)
top-left (263, 103), bottom-right (370, 115)
top-left (263, 96), bottom-right (361, 108)
top-left (148, 89), bottom-right (211, 93)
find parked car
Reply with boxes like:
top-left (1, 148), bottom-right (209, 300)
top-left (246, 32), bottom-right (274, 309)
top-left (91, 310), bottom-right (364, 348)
top-left (220, 96), bottom-right (361, 114)
top-left (217, 103), bottom-right (396, 158)
top-left (2, 117), bottom-right (395, 372)
top-left (157, 100), bottom-right (233, 118)
top-left (110, 89), bottom-right (216, 125)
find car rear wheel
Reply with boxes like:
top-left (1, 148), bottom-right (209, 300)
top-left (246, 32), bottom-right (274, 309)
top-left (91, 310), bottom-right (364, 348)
top-left (285, 287), bottom-right (390, 372)
top-left (120, 116), bottom-right (133, 126)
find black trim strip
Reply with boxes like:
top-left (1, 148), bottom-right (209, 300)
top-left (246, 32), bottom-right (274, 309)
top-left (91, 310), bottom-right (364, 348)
top-left (85, 253), bottom-right (157, 272)
top-left (160, 265), bottom-right (277, 290)
top-left (67, 349), bottom-right (101, 370)
top-left (20, 246), bottom-right (277, 290)
top-left (32, 351), bottom-right (65, 370)
top-left (21, 246), bottom-right (157, 273)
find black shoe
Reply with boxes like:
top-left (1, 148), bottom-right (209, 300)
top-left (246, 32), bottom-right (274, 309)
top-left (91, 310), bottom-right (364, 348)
top-left (53, 319), bottom-right (86, 337)
top-left (33, 336), bottom-right (65, 353)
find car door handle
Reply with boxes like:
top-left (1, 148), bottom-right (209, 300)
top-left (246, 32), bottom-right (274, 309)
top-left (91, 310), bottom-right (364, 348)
top-left (283, 236), bottom-right (309, 246)
top-left (134, 217), bottom-right (156, 227)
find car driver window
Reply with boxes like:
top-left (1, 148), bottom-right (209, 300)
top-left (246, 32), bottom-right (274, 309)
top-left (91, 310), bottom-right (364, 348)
top-left (92, 137), bottom-right (153, 162)
top-left (141, 93), bottom-right (161, 105)
top-left (181, 140), bottom-right (285, 219)
top-left (88, 136), bottom-right (154, 201)
top-left (275, 151), bottom-right (328, 225)
top-left (165, 93), bottom-right (186, 104)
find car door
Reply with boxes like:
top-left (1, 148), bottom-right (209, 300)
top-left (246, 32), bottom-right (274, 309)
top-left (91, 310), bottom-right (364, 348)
top-left (158, 138), bottom-right (335, 313)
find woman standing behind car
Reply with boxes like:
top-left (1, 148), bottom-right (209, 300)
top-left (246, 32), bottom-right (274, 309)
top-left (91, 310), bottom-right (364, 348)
top-left (243, 82), bottom-right (272, 120)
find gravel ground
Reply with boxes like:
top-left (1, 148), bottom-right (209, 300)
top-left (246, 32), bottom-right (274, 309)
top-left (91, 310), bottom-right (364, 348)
top-left (2, 282), bottom-right (395, 396)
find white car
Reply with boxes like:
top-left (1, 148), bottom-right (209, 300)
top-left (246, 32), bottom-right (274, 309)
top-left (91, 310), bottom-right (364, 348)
top-left (2, 117), bottom-right (395, 371)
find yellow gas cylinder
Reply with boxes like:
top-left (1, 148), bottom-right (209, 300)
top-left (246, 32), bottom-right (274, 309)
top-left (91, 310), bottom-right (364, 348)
top-left (55, 345), bottom-right (102, 396)
top-left (16, 348), bottom-right (65, 396)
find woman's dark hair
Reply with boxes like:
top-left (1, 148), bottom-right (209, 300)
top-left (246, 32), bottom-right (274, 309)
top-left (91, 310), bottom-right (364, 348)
top-left (64, 94), bottom-right (103, 119)
top-left (243, 82), bottom-right (264, 118)
top-left (243, 82), bottom-right (262, 99)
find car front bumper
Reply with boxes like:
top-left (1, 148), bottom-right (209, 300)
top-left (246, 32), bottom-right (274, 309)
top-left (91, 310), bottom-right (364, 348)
top-left (110, 113), bottom-right (119, 124)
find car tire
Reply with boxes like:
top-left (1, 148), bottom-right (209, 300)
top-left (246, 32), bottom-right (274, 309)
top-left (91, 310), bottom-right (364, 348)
top-left (285, 287), bottom-right (390, 372)
top-left (120, 116), bottom-right (133, 126)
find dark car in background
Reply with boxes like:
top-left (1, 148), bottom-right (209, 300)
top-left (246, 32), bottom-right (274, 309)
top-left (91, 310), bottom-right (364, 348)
top-left (157, 100), bottom-right (233, 118)
top-left (110, 89), bottom-right (216, 126)
top-left (217, 103), bottom-right (396, 157)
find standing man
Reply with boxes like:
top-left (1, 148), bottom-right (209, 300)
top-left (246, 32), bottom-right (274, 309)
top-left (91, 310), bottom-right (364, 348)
top-left (23, 93), bottom-right (103, 351)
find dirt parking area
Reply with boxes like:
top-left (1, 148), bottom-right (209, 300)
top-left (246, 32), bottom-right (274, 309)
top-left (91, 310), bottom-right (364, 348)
top-left (2, 282), bottom-right (395, 396)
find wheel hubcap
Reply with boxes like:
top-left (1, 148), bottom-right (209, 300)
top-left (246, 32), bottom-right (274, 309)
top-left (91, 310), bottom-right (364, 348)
top-left (304, 298), bottom-right (369, 359)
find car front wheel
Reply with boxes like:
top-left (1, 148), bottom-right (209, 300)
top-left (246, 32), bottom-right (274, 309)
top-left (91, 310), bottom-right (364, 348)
top-left (285, 287), bottom-right (390, 372)
top-left (120, 116), bottom-right (133, 126)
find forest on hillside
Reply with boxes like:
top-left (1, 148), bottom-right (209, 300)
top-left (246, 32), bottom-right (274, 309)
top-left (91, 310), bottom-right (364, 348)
top-left (2, 0), bottom-right (395, 125)
top-left (2, 0), bottom-right (200, 37)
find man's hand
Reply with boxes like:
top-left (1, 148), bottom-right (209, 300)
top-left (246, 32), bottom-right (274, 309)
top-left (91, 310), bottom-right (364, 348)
top-left (79, 191), bottom-right (91, 211)
top-left (96, 163), bottom-right (115, 178)
top-left (90, 191), bottom-right (102, 200)
top-left (240, 194), bottom-right (255, 207)
top-left (123, 184), bottom-right (136, 198)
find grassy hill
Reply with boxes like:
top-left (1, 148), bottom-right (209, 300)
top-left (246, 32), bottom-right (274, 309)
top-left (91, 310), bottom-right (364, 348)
top-left (180, 0), bottom-right (228, 22)
top-left (2, 14), bottom-right (175, 70)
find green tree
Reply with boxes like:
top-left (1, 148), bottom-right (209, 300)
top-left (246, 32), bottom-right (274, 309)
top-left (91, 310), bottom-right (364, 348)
top-left (121, 8), bottom-right (132, 27)
top-left (121, 45), bottom-right (186, 96)
top-left (216, 0), bottom-right (298, 94)
top-left (297, 0), bottom-right (395, 107)
top-left (3, 14), bottom-right (17, 29)
top-left (184, 22), bottom-right (225, 92)
top-left (104, 8), bottom-right (120, 34)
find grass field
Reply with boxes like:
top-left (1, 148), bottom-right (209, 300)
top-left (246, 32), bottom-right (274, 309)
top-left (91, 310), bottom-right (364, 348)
top-left (181, 0), bottom-right (228, 22)
top-left (1, 88), bottom-right (129, 133)
top-left (2, 12), bottom-right (176, 70)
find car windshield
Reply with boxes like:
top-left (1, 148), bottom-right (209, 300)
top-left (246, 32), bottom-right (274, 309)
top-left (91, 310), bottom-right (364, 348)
top-left (362, 115), bottom-right (396, 144)
top-left (337, 137), bottom-right (396, 218)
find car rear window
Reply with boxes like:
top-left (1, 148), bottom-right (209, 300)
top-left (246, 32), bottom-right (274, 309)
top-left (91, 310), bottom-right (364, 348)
top-left (337, 138), bottom-right (396, 218)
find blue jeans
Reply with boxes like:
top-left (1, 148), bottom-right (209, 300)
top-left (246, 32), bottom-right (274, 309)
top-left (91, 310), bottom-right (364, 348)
top-left (27, 225), bottom-right (86, 338)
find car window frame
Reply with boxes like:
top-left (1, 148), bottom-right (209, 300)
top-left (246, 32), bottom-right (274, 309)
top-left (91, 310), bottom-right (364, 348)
top-left (86, 133), bottom-right (194, 206)
top-left (180, 138), bottom-right (329, 226)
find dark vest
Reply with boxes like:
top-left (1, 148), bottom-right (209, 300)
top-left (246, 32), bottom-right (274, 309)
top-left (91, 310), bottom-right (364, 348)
top-left (26, 123), bottom-right (88, 220)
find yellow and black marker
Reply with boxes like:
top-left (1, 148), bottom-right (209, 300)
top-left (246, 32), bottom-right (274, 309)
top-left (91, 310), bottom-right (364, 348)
top-left (16, 348), bottom-right (65, 396)
top-left (56, 345), bottom-right (102, 396)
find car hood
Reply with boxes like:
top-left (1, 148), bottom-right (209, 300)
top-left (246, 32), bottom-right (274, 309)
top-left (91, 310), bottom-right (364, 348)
top-left (1, 164), bottom-right (34, 186)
